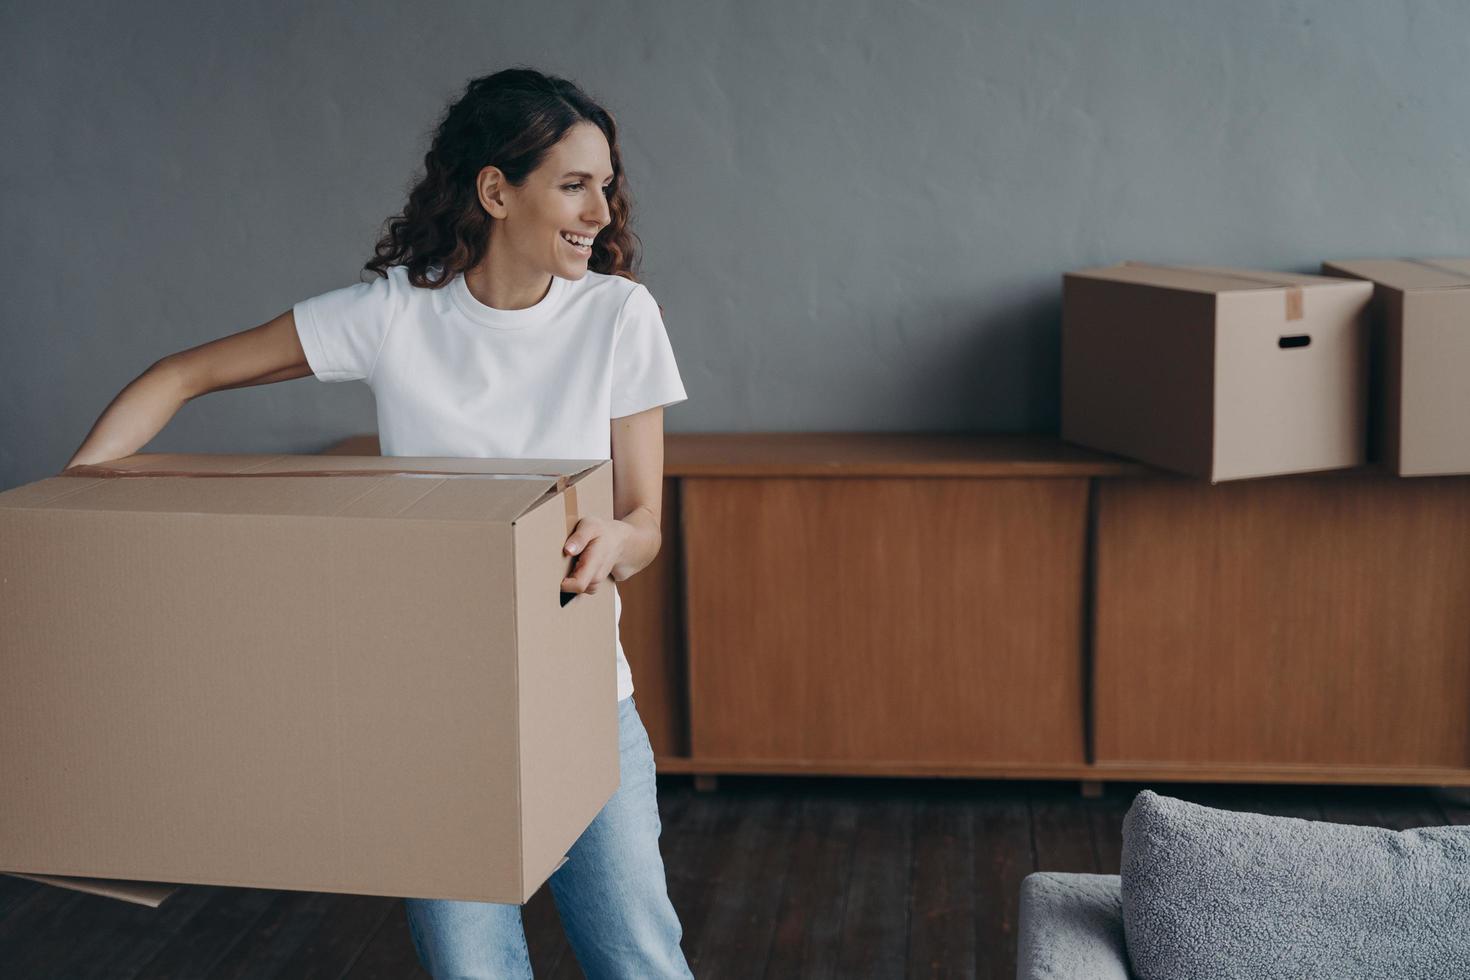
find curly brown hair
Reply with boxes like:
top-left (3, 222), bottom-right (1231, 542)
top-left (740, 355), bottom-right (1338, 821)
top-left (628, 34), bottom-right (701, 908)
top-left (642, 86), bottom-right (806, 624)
top-left (365, 67), bottom-right (642, 288)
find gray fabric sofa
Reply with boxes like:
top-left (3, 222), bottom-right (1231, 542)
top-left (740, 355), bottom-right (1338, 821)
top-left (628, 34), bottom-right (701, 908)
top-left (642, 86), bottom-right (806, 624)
top-left (1015, 790), bottom-right (1470, 980)
top-left (1016, 872), bottom-right (1131, 979)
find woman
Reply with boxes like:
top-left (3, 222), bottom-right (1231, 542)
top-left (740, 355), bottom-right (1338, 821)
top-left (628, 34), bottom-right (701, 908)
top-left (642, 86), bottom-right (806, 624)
top-left (65, 67), bottom-right (695, 979)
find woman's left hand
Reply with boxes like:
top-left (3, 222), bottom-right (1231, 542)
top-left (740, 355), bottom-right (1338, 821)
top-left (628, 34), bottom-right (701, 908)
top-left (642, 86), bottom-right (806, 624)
top-left (561, 516), bottom-right (633, 596)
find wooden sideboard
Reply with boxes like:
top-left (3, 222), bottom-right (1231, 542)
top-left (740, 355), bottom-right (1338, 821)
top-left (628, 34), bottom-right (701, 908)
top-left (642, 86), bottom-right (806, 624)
top-left (327, 433), bottom-right (1470, 787)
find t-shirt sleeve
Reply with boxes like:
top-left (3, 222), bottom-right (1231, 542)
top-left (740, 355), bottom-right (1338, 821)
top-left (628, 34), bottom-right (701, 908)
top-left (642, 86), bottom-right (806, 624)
top-left (610, 283), bottom-right (689, 418)
top-left (291, 268), bottom-right (407, 383)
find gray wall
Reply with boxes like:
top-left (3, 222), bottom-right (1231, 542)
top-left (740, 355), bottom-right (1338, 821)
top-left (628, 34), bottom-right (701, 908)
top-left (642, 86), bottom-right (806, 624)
top-left (3, 0), bottom-right (1467, 490)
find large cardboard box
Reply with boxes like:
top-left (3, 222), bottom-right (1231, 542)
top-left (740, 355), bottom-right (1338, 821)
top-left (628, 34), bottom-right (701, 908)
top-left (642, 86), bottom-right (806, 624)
top-left (1321, 258), bottom-right (1470, 476)
top-left (1061, 262), bottom-right (1373, 482)
top-left (0, 452), bottom-right (620, 907)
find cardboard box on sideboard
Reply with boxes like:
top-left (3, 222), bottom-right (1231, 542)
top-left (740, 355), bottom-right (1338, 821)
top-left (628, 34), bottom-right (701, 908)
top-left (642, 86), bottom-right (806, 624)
top-left (1061, 262), bottom-right (1374, 483)
top-left (0, 452), bottom-right (620, 908)
top-left (1321, 258), bottom-right (1470, 476)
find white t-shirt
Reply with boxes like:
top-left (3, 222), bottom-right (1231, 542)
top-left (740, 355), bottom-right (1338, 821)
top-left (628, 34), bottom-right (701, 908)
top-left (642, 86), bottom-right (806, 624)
top-left (292, 264), bottom-right (689, 702)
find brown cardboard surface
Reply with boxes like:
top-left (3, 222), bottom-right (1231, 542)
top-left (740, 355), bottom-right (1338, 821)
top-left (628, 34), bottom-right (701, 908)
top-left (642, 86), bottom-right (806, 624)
top-left (513, 464), bottom-right (620, 899)
top-left (1076, 261), bottom-right (1348, 293)
top-left (1062, 263), bottom-right (1372, 482)
top-left (0, 453), bottom-right (619, 905)
top-left (1212, 284), bottom-right (1369, 481)
top-left (1323, 258), bottom-right (1470, 292)
top-left (6, 872), bottom-right (179, 908)
top-left (1061, 272), bottom-right (1217, 479)
top-left (1322, 259), bottom-right (1470, 475)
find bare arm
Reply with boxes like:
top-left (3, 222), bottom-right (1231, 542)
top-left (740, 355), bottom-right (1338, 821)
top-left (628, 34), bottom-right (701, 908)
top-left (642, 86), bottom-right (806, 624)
top-left (64, 310), bottom-right (312, 470)
top-left (607, 405), bottom-right (665, 582)
top-left (559, 405), bottom-right (666, 595)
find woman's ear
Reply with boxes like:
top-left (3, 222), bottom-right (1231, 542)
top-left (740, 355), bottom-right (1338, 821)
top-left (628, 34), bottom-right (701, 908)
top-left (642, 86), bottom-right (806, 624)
top-left (476, 165), bottom-right (509, 219)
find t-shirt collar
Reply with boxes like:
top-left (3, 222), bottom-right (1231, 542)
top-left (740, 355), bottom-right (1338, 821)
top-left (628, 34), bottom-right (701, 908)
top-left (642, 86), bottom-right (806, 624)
top-left (449, 270), bottom-right (568, 330)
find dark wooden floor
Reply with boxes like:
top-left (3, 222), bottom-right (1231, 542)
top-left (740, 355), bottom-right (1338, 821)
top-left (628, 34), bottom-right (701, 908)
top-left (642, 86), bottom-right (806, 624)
top-left (3, 777), bottom-right (1467, 979)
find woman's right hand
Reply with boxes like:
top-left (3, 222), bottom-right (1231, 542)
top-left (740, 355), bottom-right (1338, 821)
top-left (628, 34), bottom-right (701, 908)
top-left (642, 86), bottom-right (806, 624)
top-left (64, 310), bottom-right (313, 471)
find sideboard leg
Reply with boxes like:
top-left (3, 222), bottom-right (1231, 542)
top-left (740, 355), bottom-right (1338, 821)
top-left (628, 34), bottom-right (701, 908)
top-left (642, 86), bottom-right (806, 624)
top-left (693, 774), bottom-right (719, 793)
top-left (1079, 780), bottom-right (1104, 799)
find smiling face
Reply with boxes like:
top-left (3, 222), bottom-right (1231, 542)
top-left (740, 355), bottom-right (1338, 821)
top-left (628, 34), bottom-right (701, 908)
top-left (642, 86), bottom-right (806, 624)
top-left (478, 122), bottom-right (615, 282)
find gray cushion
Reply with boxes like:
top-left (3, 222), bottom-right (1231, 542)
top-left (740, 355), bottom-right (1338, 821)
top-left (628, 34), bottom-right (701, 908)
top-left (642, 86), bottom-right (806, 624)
top-left (1017, 872), bottom-right (1133, 980)
top-left (1120, 789), bottom-right (1470, 980)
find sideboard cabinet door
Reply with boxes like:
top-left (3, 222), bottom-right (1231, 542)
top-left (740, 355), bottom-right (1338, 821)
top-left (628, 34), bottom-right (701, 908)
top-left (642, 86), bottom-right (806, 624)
top-left (1093, 475), bottom-right (1470, 769)
top-left (617, 477), bottom-right (688, 758)
top-left (682, 477), bottom-right (1089, 767)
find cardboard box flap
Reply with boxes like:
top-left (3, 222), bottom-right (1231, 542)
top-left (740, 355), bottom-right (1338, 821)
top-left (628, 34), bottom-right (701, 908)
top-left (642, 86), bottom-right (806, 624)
top-left (66, 452), bottom-right (601, 479)
top-left (6, 872), bottom-right (179, 908)
top-left (0, 476), bottom-right (111, 509)
top-left (0, 454), bottom-right (607, 524)
top-left (7, 473), bottom-right (558, 524)
top-left (1181, 264), bottom-right (1348, 289)
top-left (1323, 258), bottom-right (1470, 292)
top-left (1425, 258), bottom-right (1470, 277)
top-left (1071, 262), bottom-right (1351, 295)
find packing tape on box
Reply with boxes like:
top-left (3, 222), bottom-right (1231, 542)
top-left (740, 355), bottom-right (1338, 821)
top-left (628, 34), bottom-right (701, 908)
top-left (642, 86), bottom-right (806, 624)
top-left (1284, 287), bottom-right (1303, 320)
top-left (562, 483), bottom-right (580, 536)
top-left (1122, 263), bottom-right (1306, 321)
top-left (1188, 271), bottom-right (1304, 321)
top-left (59, 464), bottom-right (572, 495)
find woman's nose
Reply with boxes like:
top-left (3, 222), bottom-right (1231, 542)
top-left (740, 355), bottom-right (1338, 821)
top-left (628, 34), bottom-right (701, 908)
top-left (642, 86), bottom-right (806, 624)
top-left (586, 193), bottom-right (610, 227)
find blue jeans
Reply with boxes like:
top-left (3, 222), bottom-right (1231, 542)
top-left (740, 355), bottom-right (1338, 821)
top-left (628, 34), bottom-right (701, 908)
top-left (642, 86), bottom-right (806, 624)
top-left (404, 695), bottom-right (694, 979)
